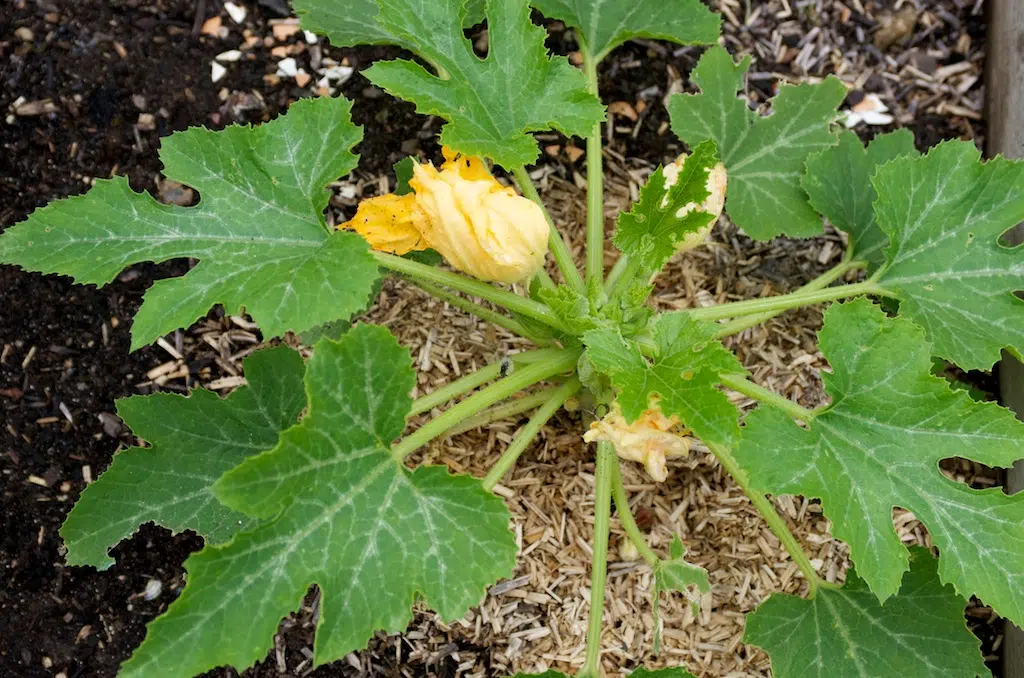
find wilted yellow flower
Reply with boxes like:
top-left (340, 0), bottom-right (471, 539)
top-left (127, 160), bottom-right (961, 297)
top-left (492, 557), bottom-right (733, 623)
top-left (411, 149), bottom-right (549, 283)
top-left (583, 402), bottom-right (690, 482)
top-left (661, 153), bottom-right (727, 252)
top-left (340, 193), bottom-right (429, 256)
top-left (339, 147), bottom-right (549, 284)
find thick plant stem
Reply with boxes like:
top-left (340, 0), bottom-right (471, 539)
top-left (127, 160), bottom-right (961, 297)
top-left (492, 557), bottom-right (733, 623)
top-left (511, 166), bottom-right (585, 293)
top-left (445, 388), bottom-right (558, 436)
top-left (688, 280), bottom-right (892, 323)
top-left (720, 374), bottom-right (817, 422)
top-left (413, 280), bottom-right (548, 345)
top-left (482, 378), bottom-right (581, 491)
top-left (707, 443), bottom-right (836, 598)
top-left (583, 48), bottom-right (605, 293)
top-left (582, 441), bottom-right (616, 677)
top-left (392, 350), bottom-right (579, 461)
top-left (372, 251), bottom-right (570, 333)
top-left (408, 348), bottom-right (563, 417)
top-left (610, 461), bottom-right (659, 567)
top-left (712, 258), bottom-right (867, 338)
top-left (603, 254), bottom-right (629, 294)
top-left (606, 253), bottom-right (645, 303)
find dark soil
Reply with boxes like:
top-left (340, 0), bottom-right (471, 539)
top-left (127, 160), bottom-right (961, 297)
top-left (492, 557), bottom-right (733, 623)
top-left (0, 2), bottom-right (1001, 678)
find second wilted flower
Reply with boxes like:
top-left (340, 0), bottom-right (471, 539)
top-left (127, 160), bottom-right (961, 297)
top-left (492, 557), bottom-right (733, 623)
top-left (342, 148), bottom-right (549, 284)
top-left (583, 402), bottom-right (690, 482)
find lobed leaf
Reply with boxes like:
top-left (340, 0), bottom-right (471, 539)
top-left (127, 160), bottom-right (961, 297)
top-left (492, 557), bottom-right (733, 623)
top-left (651, 536), bottom-right (709, 652)
top-left (872, 140), bottom-right (1024, 370)
top-left (119, 325), bottom-right (517, 677)
top-left (60, 346), bottom-right (306, 569)
top-left (613, 139), bottom-right (719, 275)
top-left (294, 0), bottom-right (486, 45)
top-left (802, 129), bottom-right (919, 270)
top-left (0, 97), bottom-right (379, 350)
top-left (668, 46), bottom-right (846, 240)
top-left (531, 0), bottom-right (719, 61)
top-left (734, 298), bottom-right (1024, 624)
top-left (585, 312), bottom-right (745, 446)
top-left (301, 0), bottom-right (604, 168)
top-left (746, 548), bottom-right (986, 678)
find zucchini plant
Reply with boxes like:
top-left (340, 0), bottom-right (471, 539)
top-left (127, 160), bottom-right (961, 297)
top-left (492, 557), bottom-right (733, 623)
top-left (2, 1), bottom-right (1021, 676)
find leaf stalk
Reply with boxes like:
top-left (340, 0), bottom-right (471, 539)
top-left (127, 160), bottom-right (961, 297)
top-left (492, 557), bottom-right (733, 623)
top-left (720, 373), bottom-right (816, 422)
top-left (581, 440), bottom-right (616, 677)
top-left (445, 387), bottom-right (559, 437)
top-left (583, 47), bottom-right (605, 294)
top-left (689, 280), bottom-right (892, 323)
top-left (412, 280), bottom-right (549, 345)
top-left (610, 460), bottom-right (660, 567)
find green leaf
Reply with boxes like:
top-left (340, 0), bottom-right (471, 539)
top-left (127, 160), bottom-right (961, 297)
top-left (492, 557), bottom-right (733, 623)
top-left (0, 97), bottom-right (379, 350)
top-left (359, 0), bottom-right (605, 168)
top-left (652, 536), bottom-right (709, 652)
top-left (734, 298), bottom-right (1024, 624)
top-left (802, 129), bottom-right (919, 269)
top-left (120, 325), bottom-right (517, 677)
top-left (613, 140), bottom-right (719, 274)
top-left (668, 46), bottom-right (846, 239)
top-left (393, 156), bottom-right (416, 196)
top-left (584, 312), bottom-right (745, 445)
top-left (531, 0), bottom-right (719, 61)
top-left (59, 347), bottom-right (306, 569)
top-left (511, 667), bottom-right (696, 678)
top-left (538, 285), bottom-right (604, 334)
top-left (295, 0), bottom-right (486, 46)
top-left (872, 140), bottom-right (1024, 370)
top-left (746, 548), bottom-right (986, 678)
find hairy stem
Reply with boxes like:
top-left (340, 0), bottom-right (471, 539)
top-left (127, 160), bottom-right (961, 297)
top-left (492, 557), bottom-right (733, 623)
top-left (582, 440), bottom-right (616, 676)
top-left (533, 267), bottom-right (557, 294)
top-left (610, 461), bottom-right (659, 567)
top-left (712, 258), bottom-right (868, 339)
top-left (583, 48), bottom-right (605, 293)
top-left (372, 251), bottom-right (570, 333)
top-left (482, 378), bottom-right (581, 491)
top-left (603, 254), bottom-right (629, 294)
top-left (707, 443), bottom-right (836, 598)
top-left (445, 388), bottom-right (559, 437)
top-left (412, 280), bottom-right (549, 345)
top-left (511, 166), bottom-right (585, 293)
top-left (392, 350), bottom-right (579, 461)
top-left (688, 280), bottom-right (892, 323)
top-left (720, 373), bottom-right (817, 422)
top-left (408, 348), bottom-right (563, 417)
top-left (606, 252), bottom-right (646, 303)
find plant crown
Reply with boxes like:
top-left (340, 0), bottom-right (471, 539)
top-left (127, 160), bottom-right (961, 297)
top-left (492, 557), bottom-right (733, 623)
top-left (2, 0), bottom-right (1023, 676)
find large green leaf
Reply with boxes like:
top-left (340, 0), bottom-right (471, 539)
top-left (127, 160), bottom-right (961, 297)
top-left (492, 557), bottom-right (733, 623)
top-left (802, 129), bottom-right (919, 269)
top-left (872, 140), bottom-right (1024, 370)
top-left (120, 325), bottom-right (517, 677)
top-left (746, 548), bottom-right (986, 678)
top-left (295, 0), bottom-right (486, 45)
top-left (0, 97), bottom-right (379, 350)
top-left (668, 46), bottom-right (845, 240)
top-left (734, 299), bottom-right (1024, 624)
top-left (613, 139), bottom-right (719, 275)
top-left (60, 347), bottom-right (305, 569)
top-left (531, 0), bottom-right (719, 61)
top-left (585, 312), bottom-right (744, 445)
top-left (358, 0), bottom-right (605, 168)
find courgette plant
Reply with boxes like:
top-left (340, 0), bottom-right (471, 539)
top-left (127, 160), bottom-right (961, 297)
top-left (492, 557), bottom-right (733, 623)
top-left (2, 1), bottom-right (1022, 677)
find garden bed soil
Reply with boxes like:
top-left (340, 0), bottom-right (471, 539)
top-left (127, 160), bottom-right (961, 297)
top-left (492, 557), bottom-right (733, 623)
top-left (0, 1), bottom-right (1000, 677)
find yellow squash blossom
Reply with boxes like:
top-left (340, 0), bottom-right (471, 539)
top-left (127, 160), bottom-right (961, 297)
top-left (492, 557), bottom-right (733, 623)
top-left (340, 147), bottom-right (549, 283)
top-left (661, 153), bottom-right (727, 253)
top-left (583, 402), bottom-right (690, 482)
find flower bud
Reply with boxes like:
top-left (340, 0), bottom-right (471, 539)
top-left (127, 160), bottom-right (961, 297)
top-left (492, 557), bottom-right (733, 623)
top-left (661, 153), bottom-right (727, 253)
top-left (340, 193), bottom-right (429, 256)
top-left (411, 149), bottom-right (549, 283)
top-left (583, 402), bottom-right (690, 482)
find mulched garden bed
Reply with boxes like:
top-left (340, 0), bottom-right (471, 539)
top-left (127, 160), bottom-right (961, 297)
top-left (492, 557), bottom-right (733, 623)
top-left (0, 1), bottom-right (998, 677)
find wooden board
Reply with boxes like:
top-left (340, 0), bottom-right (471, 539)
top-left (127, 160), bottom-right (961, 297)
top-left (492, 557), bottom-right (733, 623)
top-left (986, 1), bottom-right (1024, 676)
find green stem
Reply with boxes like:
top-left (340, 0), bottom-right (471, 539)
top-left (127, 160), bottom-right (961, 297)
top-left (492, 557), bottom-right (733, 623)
top-left (482, 378), bottom-right (581, 491)
top-left (583, 47), bottom-right (605, 293)
top-left (606, 249), bottom-right (646, 303)
top-left (391, 350), bottom-right (579, 460)
top-left (582, 440), bottom-right (616, 676)
top-left (412, 280), bottom-right (548, 345)
top-left (720, 373), bottom-right (816, 422)
top-left (688, 280), bottom-right (892, 323)
top-left (610, 460), bottom-right (659, 567)
top-left (707, 443), bottom-right (836, 598)
top-left (372, 251), bottom-right (570, 333)
top-left (445, 388), bottom-right (559, 436)
top-left (512, 166), bottom-right (585, 293)
top-left (533, 268), bottom-right (557, 294)
top-left (408, 348), bottom-right (562, 417)
top-left (712, 259), bottom-right (867, 339)
top-left (603, 254), bottom-right (629, 293)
